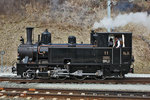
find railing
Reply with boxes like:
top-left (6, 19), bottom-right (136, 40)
top-left (0, 66), bottom-right (12, 73)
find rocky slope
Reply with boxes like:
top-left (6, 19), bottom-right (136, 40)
top-left (0, 0), bottom-right (150, 73)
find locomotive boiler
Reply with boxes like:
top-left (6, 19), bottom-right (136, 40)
top-left (12, 27), bottom-right (134, 80)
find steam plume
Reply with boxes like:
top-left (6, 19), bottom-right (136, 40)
top-left (93, 12), bottom-right (150, 30)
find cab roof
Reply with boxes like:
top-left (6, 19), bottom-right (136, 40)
top-left (96, 32), bottom-right (132, 34)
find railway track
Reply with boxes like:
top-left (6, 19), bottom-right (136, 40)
top-left (0, 77), bottom-right (150, 84)
top-left (0, 87), bottom-right (150, 100)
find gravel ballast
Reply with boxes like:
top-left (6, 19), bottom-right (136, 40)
top-left (0, 81), bottom-right (150, 92)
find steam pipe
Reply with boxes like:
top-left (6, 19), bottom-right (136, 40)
top-left (38, 35), bottom-right (40, 43)
top-left (26, 27), bottom-right (33, 45)
top-left (107, 0), bottom-right (111, 32)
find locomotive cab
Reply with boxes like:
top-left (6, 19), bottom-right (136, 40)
top-left (90, 31), bottom-right (132, 48)
top-left (91, 31), bottom-right (133, 76)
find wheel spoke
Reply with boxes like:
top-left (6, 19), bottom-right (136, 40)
top-left (73, 76), bottom-right (86, 80)
top-left (22, 70), bottom-right (35, 79)
top-left (57, 76), bottom-right (67, 80)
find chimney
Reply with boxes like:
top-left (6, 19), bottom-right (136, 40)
top-left (26, 27), bottom-right (33, 45)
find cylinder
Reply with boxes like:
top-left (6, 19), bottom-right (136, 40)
top-left (41, 29), bottom-right (51, 44)
top-left (26, 27), bottom-right (33, 45)
top-left (68, 36), bottom-right (76, 44)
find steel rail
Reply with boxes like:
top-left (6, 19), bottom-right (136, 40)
top-left (0, 87), bottom-right (150, 100)
top-left (0, 77), bottom-right (150, 84)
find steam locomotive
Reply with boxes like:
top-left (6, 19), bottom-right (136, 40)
top-left (12, 27), bottom-right (134, 80)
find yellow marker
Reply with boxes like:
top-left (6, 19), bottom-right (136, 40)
top-left (29, 88), bottom-right (36, 91)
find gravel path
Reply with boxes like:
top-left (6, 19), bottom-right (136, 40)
top-left (0, 81), bottom-right (150, 92)
top-left (125, 73), bottom-right (150, 78)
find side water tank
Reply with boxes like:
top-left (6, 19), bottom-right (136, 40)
top-left (41, 29), bottom-right (51, 44)
top-left (68, 36), bottom-right (76, 44)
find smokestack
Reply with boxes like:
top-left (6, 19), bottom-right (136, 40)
top-left (26, 27), bottom-right (33, 45)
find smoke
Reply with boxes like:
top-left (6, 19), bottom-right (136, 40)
top-left (51, 0), bottom-right (60, 10)
top-left (92, 12), bottom-right (150, 30)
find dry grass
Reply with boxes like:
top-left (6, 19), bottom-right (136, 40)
top-left (0, 0), bottom-right (150, 73)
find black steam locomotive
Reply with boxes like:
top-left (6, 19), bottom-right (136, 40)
top-left (12, 27), bottom-right (133, 80)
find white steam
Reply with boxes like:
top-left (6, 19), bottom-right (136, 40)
top-left (93, 12), bottom-right (150, 30)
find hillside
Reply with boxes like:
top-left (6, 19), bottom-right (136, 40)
top-left (0, 0), bottom-right (150, 73)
